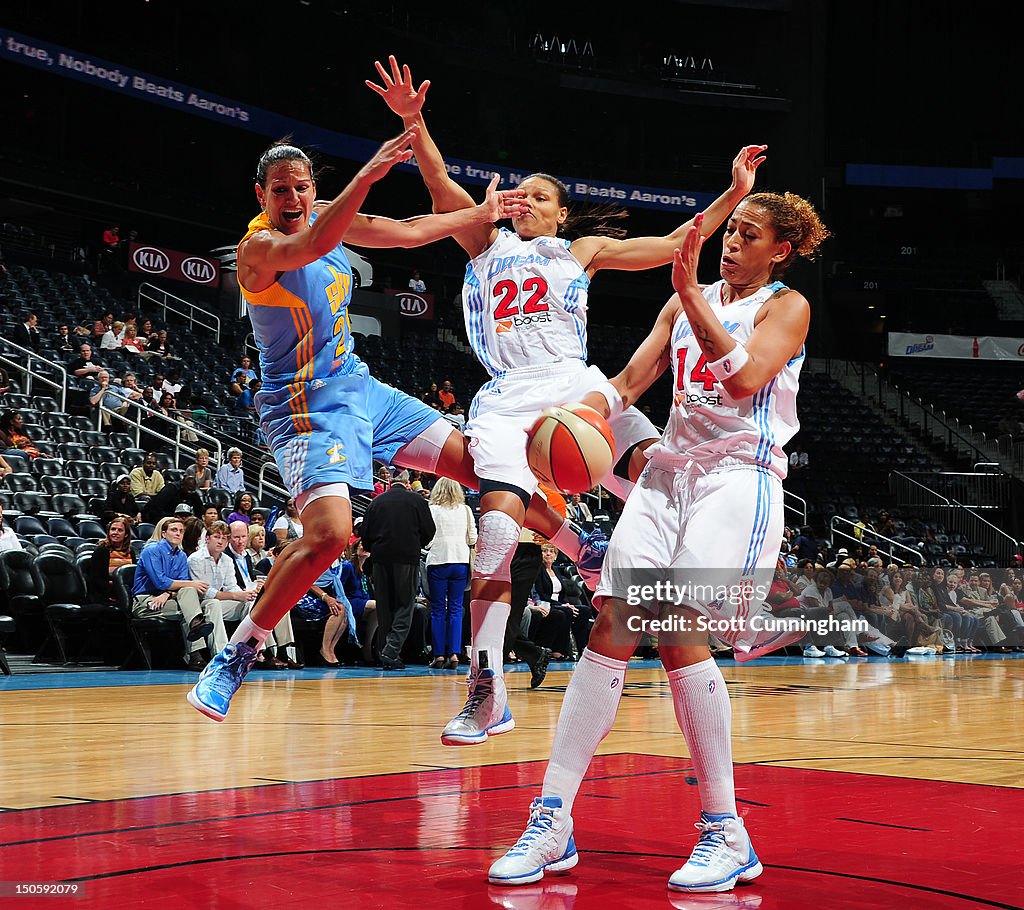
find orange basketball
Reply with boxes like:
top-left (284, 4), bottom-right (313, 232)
top-left (525, 402), bottom-right (616, 495)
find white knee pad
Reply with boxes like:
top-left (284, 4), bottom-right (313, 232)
top-left (473, 510), bottom-right (522, 582)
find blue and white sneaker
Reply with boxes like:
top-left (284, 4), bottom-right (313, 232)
top-left (668, 813), bottom-right (763, 893)
top-left (441, 667), bottom-right (514, 746)
top-left (186, 641), bottom-right (258, 722)
top-left (489, 797), bottom-right (578, 885)
top-left (574, 526), bottom-right (608, 592)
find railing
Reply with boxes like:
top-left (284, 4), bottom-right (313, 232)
top-left (96, 400), bottom-right (222, 467)
top-left (784, 489), bottom-right (807, 525)
top-left (139, 282), bottom-right (221, 343)
top-left (897, 471), bottom-right (1011, 511)
top-left (828, 514), bottom-right (925, 566)
top-left (257, 461), bottom-right (290, 502)
top-left (0, 338), bottom-right (67, 410)
top-left (890, 471), bottom-right (1021, 564)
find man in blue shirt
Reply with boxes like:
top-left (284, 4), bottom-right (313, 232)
top-left (214, 448), bottom-right (246, 494)
top-left (131, 516), bottom-right (213, 670)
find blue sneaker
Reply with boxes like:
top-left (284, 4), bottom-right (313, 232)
top-left (575, 526), bottom-right (608, 592)
top-left (489, 796), bottom-right (578, 885)
top-left (187, 641), bottom-right (258, 722)
top-left (668, 812), bottom-right (763, 893)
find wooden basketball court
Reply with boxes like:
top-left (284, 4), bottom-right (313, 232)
top-left (1, 654), bottom-right (1021, 908)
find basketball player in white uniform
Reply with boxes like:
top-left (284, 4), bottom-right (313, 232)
top-left (488, 193), bottom-right (830, 893)
top-left (368, 56), bottom-right (767, 747)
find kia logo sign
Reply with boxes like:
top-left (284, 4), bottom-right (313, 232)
top-left (132, 246), bottom-right (170, 274)
top-left (398, 293), bottom-right (429, 317)
top-left (182, 257), bottom-right (217, 285)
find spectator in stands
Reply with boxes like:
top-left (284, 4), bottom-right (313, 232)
top-left (69, 343), bottom-right (104, 380)
top-left (360, 478), bottom-right (436, 670)
top-left (246, 525), bottom-right (272, 564)
top-left (129, 452), bottom-right (165, 497)
top-left (53, 324), bottom-right (75, 353)
top-left (130, 515), bottom-right (212, 670)
top-left (103, 475), bottom-right (141, 524)
top-left (0, 503), bottom-right (23, 553)
top-left (444, 404), bottom-right (466, 430)
top-left (188, 520), bottom-right (259, 665)
top-left (87, 516), bottom-right (135, 602)
top-left (526, 583), bottom-right (574, 662)
top-left (214, 448), bottom-right (245, 494)
top-left (958, 572), bottom-right (1007, 651)
top-left (143, 474), bottom-right (204, 524)
top-left (89, 369), bottom-right (130, 427)
top-left (829, 561), bottom-right (869, 656)
top-left (121, 324), bottom-right (147, 355)
top-left (100, 321), bottom-right (124, 351)
top-left (425, 478), bottom-right (476, 670)
top-left (272, 497), bottom-right (303, 540)
top-left (922, 568), bottom-right (978, 653)
top-left (234, 377), bottom-right (260, 415)
top-left (231, 355), bottom-right (258, 393)
top-left (372, 465), bottom-right (391, 498)
top-left (226, 520), bottom-right (300, 669)
top-left (227, 491), bottom-right (256, 525)
top-left (796, 568), bottom-right (851, 658)
top-left (409, 269), bottom-right (427, 292)
top-left (792, 558), bottom-right (816, 592)
top-left (998, 577), bottom-right (1024, 645)
top-left (535, 542), bottom-right (593, 657)
top-left (185, 448), bottom-right (213, 491)
top-left (0, 410), bottom-right (40, 459)
top-left (791, 526), bottom-right (818, 562)
top-left (565, 493), bottom-right (592, 524)
top-left (420, 382), bottom-right (440, 408)
top-left (438, 379), bottom-right (456, 411)
top-left (12, 312), bottom-right (40, 352)
top-left (91, 320), bottom-right (106, 342)
top-left (150, 330), bottom-right (172, 358)
top-left (766, 559), bottom-right (803, 614)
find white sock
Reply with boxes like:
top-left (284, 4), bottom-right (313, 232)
top-left (541, 649), bottom-right (627, 814)
top-left (229, 615), bottom-right (272, 651)
top-left (470, 599), bottom-right (511, 676)
top-left (667, 658), bottom-right (737, 817)
top-left (549, 519), bottom-right (584, 561)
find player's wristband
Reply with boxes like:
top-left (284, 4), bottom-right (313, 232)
top-left (707, 342), bottom-right (749, 380)
top-left (593, 381), bottom-right (624, 420)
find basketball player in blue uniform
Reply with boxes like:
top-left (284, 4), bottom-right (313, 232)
top-left (369, 56), bottom-right (767, 746)
top-left (187, 127), bottom-right (538, 720)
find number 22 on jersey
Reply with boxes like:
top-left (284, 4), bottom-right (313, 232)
top-left (492, 277), bottom-right (549, 319)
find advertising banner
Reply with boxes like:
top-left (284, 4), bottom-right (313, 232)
top-left (128, 242), bottom-right (220, 287)
top-left (888, 333), bottom-right (1024, 361)
top-left (386, 288), bottom-right (435, 321)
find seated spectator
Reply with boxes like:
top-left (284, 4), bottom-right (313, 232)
top-left (215, 448), bottom-right (246, 494)
top-left (791, 526), bottom-right (818, 562)
top-left (130, 452), bottom-right (165, 497)
top-left (89, 369), bottom-right (131, 427)
top-left (13, 313), bottom-right (41, 351)
top-left (227, 520), bottom-right (300, 668)
top-left (69, 343), bottom-right (104, 380)
top-left (140, 319), bottom-right (158, 346)
top-left (958, 571), bottom-right (1007, 651)
top-left (103, 474), bottom-right (141, 524)
top-left (0, 409), bottom-right (41, 459)
top-left (421, 383), bottom-right (439, 408)
top-left (0, 503), bottom-right (23, 553)
top-left (795, 567), bottom-right (852, 658)
top-left (526, 587), bottom-right (573, 661)
top-left (534, 542), bottom-right (594, 657)
top-left (121, 324), bottom-right (147, 355)
top-left (150, 329), bottom-right (172, 358)
top-left (53, 324), bottom-right (76, 353)
top-left (87, 516), bottom-right (135, 602)
top-left (438, 379), bottom-right (456, 411)
top-left (246, 524), bottom-right (271, 564)
top-left (920, 568), bottom-right (976, 653)
top-left (185, 448), bottom-right (214, 490)
top-left (409, 269), bottom-right (426, 292)
top-left (130, 515), bottom-right (212, 670)
top-left (187, 520), bottom-right (258, 665)
top-left (998, 578), bottom-right (1024, 645)
top-left (565, 493), bottom-right (592, 523)
top-left (101, 320), bottom-right (125, 351)
top-left (828, 560), bottom-right (869, 655)
top-left (443, 404), bottom-right (466, 430)
top-left (792, 558), bottom-right (817, 592)
top-left (234, 377), bottom-right (260, 415)
top-left (272, 497), bottom-right (303, 540)
top-left (117, 372), bottom-right (146, 410)
top-left (143, 474), bottom-right (204, 524)
top-left (228, 491), bottom-right (256, 525)
top-left (337, 540), bottom-right (376, 662)
top-left (766, 559), bottom-right (803, 613)
top-left (372, 466), bottom-right (391, 498)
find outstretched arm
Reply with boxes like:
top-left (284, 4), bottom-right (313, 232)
top-left (572, 145), bottom-right (767, 276)
top-left (367, 55), bottom-right (498, 257)
top-left (670, 216), bottom-right (809, 400)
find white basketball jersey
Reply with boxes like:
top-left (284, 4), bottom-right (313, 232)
top-left (645, 279), bottom-right (803, 479)
top-left (463, 229), bottom-right (589, 377)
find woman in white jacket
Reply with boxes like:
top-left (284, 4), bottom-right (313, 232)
top-left (426, 478), bottom-right (478, 669)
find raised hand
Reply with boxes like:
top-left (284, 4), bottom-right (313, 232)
top-left (366, 55), bottom-right (431, 121)
top-left (359, 126), bottom-right (420, 184)
top-left (478, 173), bottom-right (528, 222)
top-left (730, 144), bottom-right (768, 197)
top-left (672, 213), bottom-right (705, 298)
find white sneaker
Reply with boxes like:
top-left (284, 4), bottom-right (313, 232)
top-left (668, 813), bottom-right (763, 893)
top-left (802, 645), bottom-right (826, 658)
top-left (488, 797), bottom-right (578, 886)
top-left (441, 667), bottom-right (515, 746)
top-left (823, 646), bottom-right (848, 658)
